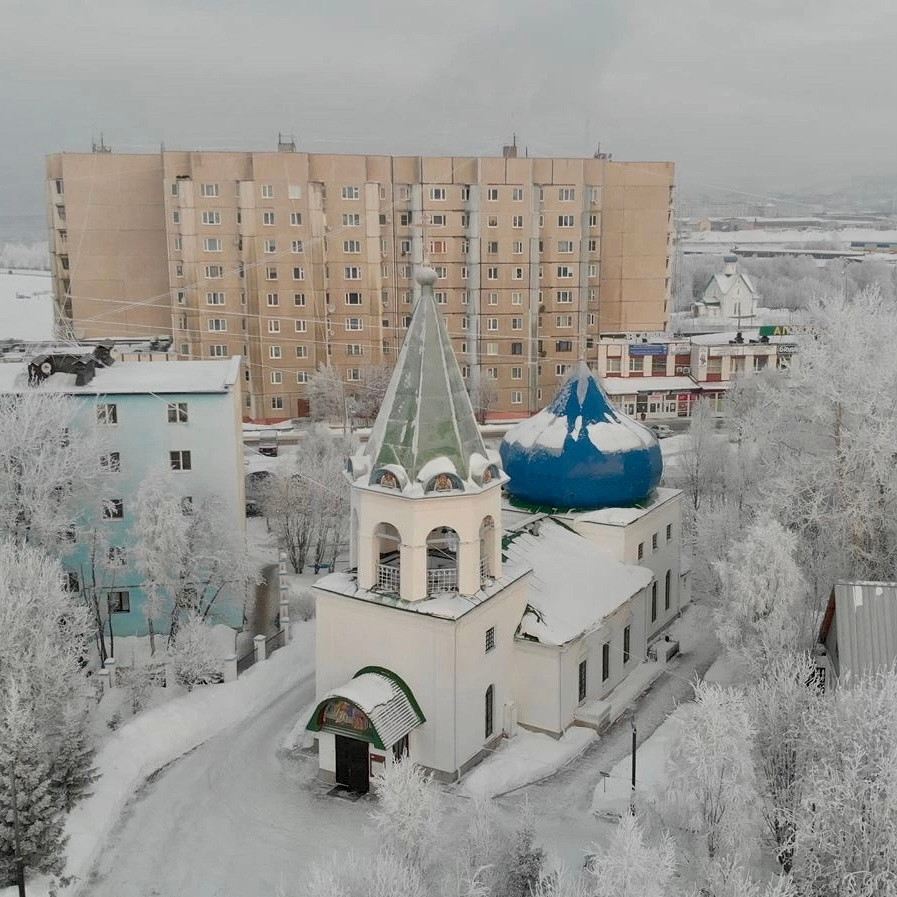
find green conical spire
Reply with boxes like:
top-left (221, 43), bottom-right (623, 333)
top-left (365, 266), bottom-right (486, 482)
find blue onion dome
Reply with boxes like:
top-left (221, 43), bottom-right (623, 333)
top-left (500, 363), bottom-right (662, 510)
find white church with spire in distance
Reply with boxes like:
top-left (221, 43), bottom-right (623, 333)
top-left (306, 267), bottom-right (686, 792)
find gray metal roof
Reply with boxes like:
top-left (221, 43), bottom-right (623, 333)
top-left (831, 581), bottom-right (897, 678)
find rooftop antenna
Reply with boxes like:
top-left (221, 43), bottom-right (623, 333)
top-left (92, 132), bottom-right (111, 154)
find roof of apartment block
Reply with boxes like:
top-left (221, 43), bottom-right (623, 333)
top-left (0, 356), bottom-right (242, 395)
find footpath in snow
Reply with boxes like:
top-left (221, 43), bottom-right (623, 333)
top-left (0, 622), bottom-right (315, 897)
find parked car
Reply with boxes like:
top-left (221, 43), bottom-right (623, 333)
top-left (258, 433), bottom-right (279, 457)
top-left (649, 423), bottom-right (674, 439)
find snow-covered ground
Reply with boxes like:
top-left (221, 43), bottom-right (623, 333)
top-left (0, 268), bottom-right (54, 340)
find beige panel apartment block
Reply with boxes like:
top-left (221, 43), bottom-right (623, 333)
top-left (46, 148), bottom-right (674, 420)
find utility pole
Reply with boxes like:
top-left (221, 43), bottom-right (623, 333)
top-left (10, 755), bottom-right (26, 897)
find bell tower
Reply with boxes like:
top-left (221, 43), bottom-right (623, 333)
top-left (346, 267), bottom-right (505, 602)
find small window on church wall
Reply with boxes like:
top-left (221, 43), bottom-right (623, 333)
top-left (637, 542), bottom-right (644, 560)
top-left (425, 472), bottom-right (462, 493)
top-left (374, 470), bottom-right (399, 489)
top-left (485, 685), bottom-right (494, 738)
top-left (480, 464), bottom-right (500, 485)
top-left (485, 626), bottom-right (495, 653)
top-left (578, 659), bottom-right (587, 702)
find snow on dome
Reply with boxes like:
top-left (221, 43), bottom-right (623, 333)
top-left (500, 362), bottom-right (662, 510)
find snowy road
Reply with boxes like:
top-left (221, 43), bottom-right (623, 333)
top-left (81, 673), bottom-right (378, 897)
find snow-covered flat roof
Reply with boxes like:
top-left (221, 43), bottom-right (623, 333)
top-left (506, 519), bottom-right (652, 646)
top-left (570, 487), bottom-right (682, 527)
top-left (0, 356), bottom-right (242, 395)
top-left (601, 376), bottom-right (698, 395)
top-left (689, 330), bottom-right (795, 346)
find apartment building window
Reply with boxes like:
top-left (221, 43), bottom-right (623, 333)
top-left (265, 370), bottom-right (281, 385)
top-left (487, 267), bottom-right (498, 280)
top-left (512, 187), bottom-right (524, 201)
top-left (171, 210), bottom-right (181, 225)
top-left (107, 589), bottom-right (130, 613)
top-left (201, 211), bottom-right (220, 225)
top-left (208, 319), bottom-right (227, 332)
top-left (269, 346), bottom-right (282, 359)
top-left (205, 291), bottom-right (225, 306)
top-left (289, 240), bottom-right (304, 254)
top-left (344, 239), bottom-right (361, 253)
top-left (557, 290), bottom-right (575, 304)
top-left (295, 345), bottom-right (308, 358)
top-left (398, 185), bottom-right (411, 201)
top-left (588, 238), bottom-right (598, 252)
top-left (513, 267), bottom-right (524, 280)
top-left (511, 317), bottom-right (522, 330)
top-left (602, 643), bottom-right (610, 681)
top-left (170, 450), bottom-right (192, 471)
top-left (486, 343), bottom-right (498, 356)
top-left (460, 316), bottom-right (469, 331)
top-left (261, 211), bottom-right (275, 226)
top-left (430, 239), bottom-right (446, 254)
top-left (558, 240), bottom-right (574, 254)
top-left (488, 292), bottom-right (498, 306)
top-left (556, 363), bottom-right (570, 376)
top-left (430, 213), bottom-right (446, 226)
top-left (290, 212), bottom-right (303, 226)
top-left (345, 291), bottom-right (362, 305)
top-left (176, 291), bottom-right (187, 307)
top-left (558, 215), bottom-right (575, 228)
top-left (511, 366), bottom-right (522, 379)
top-left (399, 212), bottom-right (411, 227)
top-left (511, 390), bottom-right (523, 405)
top-left (487, 317), bottom-right (498, 331)
top-left (262, 292), bottom-right (278, 308)
top-left (346, 368), bottom-right (361, 382)
top-left (487, 216), bottom-right (498, 228)
top-left (344, 266), bottom-right (362, 280)
top-left (487, 240), bottom-right (499, 254)
top-left (512, 291), bottom-right (522, 305)
top-left (268, 320), bottom-right (281, 334)
top-left (629, 356), bottom-right (643, 373)
top-left (556, 315), bottom-right (573, 328)
top-left (557, 265), bottom-right (575, 279)
top-left (606, 357), bottom-right (621, 374)
top-left (261, 184), bottom-right (274, 198)
top-left (461, 266), bottom-right (468, 280)
top-left (100, 451), bottom-right (121, 473)
top-left (460, 186), bottom-right (470, 201)
top-left (461, 290), bottom-right (469, 304)
top-left (341, 185), bottom-right (360, 199)
top-left (512, 215), bottom-right (524, 229)
top-left (511, 241), bottom-right (524, 255)
top-left (434, 266), bottom-right (447, 279)
top-left (167, 402), bottom-right (188, 424)
top-left (103, 498), bottom-right (124, 521)
top-left (487, 187), bottom-right (499, 201)
top-left (589, 263), bottom-right (598, 278)
top-left (556, 340), bottom-right (573, 352)
top-left (461, 213), bottom-right (469, 226)
top-left (559, 187), bottom-right (575, 202)
top-left (296, 371), bottom-right (308, 383)
top-left (97, 403), bottom-right (118, 425)
top-left (429, 187), bottom-right (446, 201)
top-left (200, 183), bottom-right (219, 197)
top-left (403, 315), bottom-right (412, 327)
top-left (589, 213), bottom-right (599, 227)
top-left (293, 293), bottom-right (306, 308)
top-left (292, 267), bottom-right (305, 281)
top-left (435, 291), bottom-right (447, 305)
top-left (347, 344), bottom-right (364, 356)
top-left (263, 239), bottom-right (276, 254)
top-left (209, 345), bottom-right (227, 357)
top-left (346, 318), bottom-right (363, 331)
top-left (665, 570), bottom-right (671, 611)
top-left (623, 625), bottom-right (631, 664)
top-left (261, 267), bottom-right (275, 281)
top-left (461, 364), bottom-right (469, 377)
top-left (203, 238), bottom-right (222, 252)
top-left (271, 397), bottom-right (284, 410)
top-left (341, 212), bottom-right (362, 227)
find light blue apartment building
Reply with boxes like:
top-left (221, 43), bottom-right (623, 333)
top-left (0, 354), bottom-right (246, 636)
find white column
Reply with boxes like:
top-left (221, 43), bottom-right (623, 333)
top-left (458, 538), bottom-right (481, 595)
top-left (222, 656), bottom-right (237, 683)
top-left (401, 542), bottom-right (427, 602)
top-left (279, 549), bottom-right (291, 642)
top-left (358, 533), bottom-right (375, 591)
top-left (254, 633), bottom-right (267, 664)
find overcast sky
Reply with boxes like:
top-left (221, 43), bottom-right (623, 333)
top-left (2, 0), bottom-right (896, 238)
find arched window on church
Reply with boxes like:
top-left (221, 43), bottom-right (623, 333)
top-left (480, 515), bottom-right (496, 581)
top-left (374, 523), bottom-right (401, 593)
top-left (485, 684), bottom-right (494, 739)
top-left (424, 472), bottom-right (463, 493)
top-left (425, 526), bottom-right (459, 595)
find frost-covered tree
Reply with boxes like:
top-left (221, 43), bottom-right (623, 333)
top-left (49, 702), bottom-right (99, 813)
top-left (0, 240), bottom-right (50, 270)
top-left (307, 364), bottom-right (346, 423)
top-left (298, 849), bottom-right (428, 897)
top-left (673, 398), bottom-right (726, 516)
top-left (499, 804), bottom-right (547, 897)
top-left (584, 812), bottom-right (675, 897)
top-left (352, 364), bottom-right (394, 426)
top-left (468, 371), bottom-right (498, 424)
top-left (746, 653), bottom-right (819, 872)
top-left (793, 670), bottom-right (897, 897)
top-left (371, 758), bottom-right (441, 874)
top-left (714, 521), bottom-right (807, 672)
top-left (0, 390), bottom-right (109, 557)
top-left (0, 683), bottom-right (68, 887)
top-left (656, 682), bottom-right (758, 873)
top-left (132, 470), bottom-right (256, 649)
top-left (169, 615), bottom-right (223, 691)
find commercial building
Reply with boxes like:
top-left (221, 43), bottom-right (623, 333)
top-left (0, 350), bottom-right (245, 635)
top-left (46, 145), bottom-right (674, 420)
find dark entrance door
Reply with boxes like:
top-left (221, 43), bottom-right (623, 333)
top-left (335, 735), bottom-right (369, 793)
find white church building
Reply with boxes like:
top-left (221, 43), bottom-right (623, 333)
top-left (694, 254), bottom-right (759, 324)
top-left (306, 267), bottom-right (685, 791)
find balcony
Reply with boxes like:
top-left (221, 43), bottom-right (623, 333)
top-left (426, 566), bottom-right (457, 596)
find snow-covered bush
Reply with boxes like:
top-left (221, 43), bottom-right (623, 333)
top-left (169, 616), bottom-right (223, 691)
top-left (291, 587), bottom-right (316, 621)
top-left (298, 848), bottom-right (427, 897)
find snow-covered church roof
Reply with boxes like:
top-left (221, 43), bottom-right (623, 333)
top-left (500, 363), bottom-right (662, 510)
top-left (348, 266), bottom-right (504, 494)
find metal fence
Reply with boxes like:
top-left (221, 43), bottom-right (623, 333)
top-left (266, 629), bottom-right (286, 657)
top-left (236, 649), bottom-right (256, 676)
